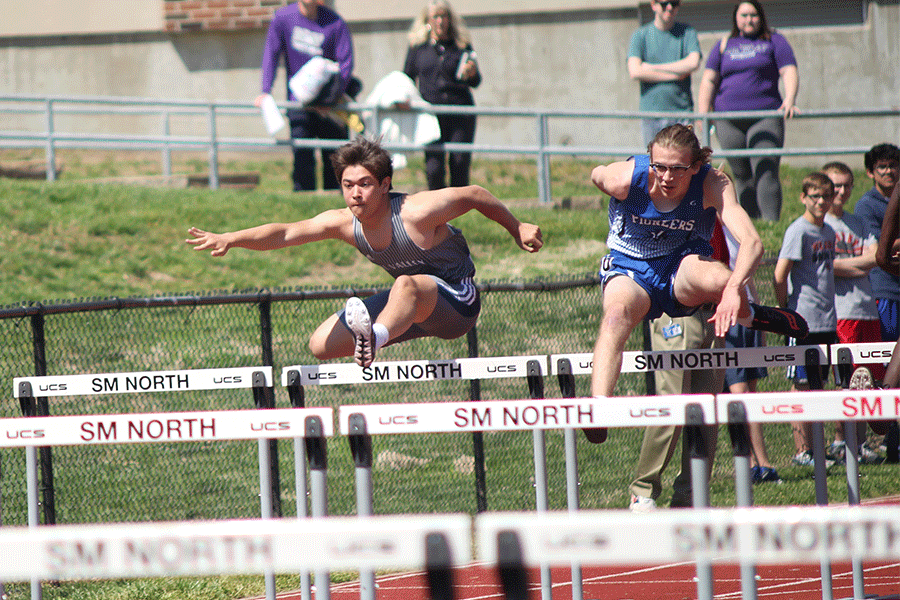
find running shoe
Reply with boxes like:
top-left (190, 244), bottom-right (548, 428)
top-left (858, 442), bottom-right (885, 465)
top-left (751, 465), bottom-right (783, 484)
top-left (345, 297), bottom-right (375, 368)
top-left (629, 494), bottom-right (656, 513)
top-left (582, 427), bottom-right (607, 444)
top-left (791, 451), bottom-right (814, 466)
top-left (849, 366), bottom-right (874, 391)
top-left (828, 441), bottom-right (847, 465)
top-left (749, 303), bottom-right (809, 339)
top-left (791, 451), bottom-right (835, 469)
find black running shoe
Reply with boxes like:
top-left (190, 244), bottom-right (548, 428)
top-left (582, 427), bottom-right (607, 444)
top-left (749, 303), bottom-right (809, 339)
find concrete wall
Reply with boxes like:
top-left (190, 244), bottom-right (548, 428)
top-left (0, 1), bottom-right (897, 167)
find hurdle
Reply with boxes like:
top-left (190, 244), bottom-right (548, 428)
top-left (337, 390), bottom-right (716, 600)
top-left (0, 512), bottom-right (470, 600)
top-left (476, 505), bottom-right (900, 600)
top-left (721, 387), bottom-right (900, 600)
top-left (9, 366), bottom-right (331, 600)
top-left (552, 344), bottom-right (829, 600)
top-left (283, 355), bottom-right (548, 600)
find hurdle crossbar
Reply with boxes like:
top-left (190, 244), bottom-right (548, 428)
top-left (0, 514), bottom-right (471, 581)
top-left (476, 506), bottom-right (900, 567)
top-left (0, 407), bottom-right (333, 447)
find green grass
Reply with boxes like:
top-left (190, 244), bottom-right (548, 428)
top-left (0, 149), bottom-right (894, 600)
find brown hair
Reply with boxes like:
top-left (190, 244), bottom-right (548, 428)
top-left (729, 1), bottom-right (772, 42)
top-left (330, 137), bottom-right (394, 185)
top-left (648, 123), bottom-right (713, 165)
top-left (821, 161), bottom-right (854, 186)
top-left (802, 172), bottom-right (835, 197)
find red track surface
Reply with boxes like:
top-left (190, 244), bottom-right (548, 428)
top-left (284, 560), bottom-right (900, 600)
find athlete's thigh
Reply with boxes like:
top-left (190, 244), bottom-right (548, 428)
top-left (602, 274), bottom-right (652, 322)
top-left (672, 254), bottom-right (730, 307)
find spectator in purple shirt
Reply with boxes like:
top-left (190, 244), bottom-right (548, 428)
top-left (697, 1), bottom-right (799, 222)
top-left (255, 0), bottom-right (354, 192)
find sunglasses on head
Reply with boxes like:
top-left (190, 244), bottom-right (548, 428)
top-left (658, 0), bottom-right (681, 8)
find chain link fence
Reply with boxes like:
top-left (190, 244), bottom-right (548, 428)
top-left (0, 262), bottom-right (780, 526)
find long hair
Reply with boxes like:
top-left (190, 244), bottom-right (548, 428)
top-left (649, 124), bottom-right (713, 165)
top-left (729, 1), bottom-right (772, 41)
top-left (406, 0), bottom-right (472, 48)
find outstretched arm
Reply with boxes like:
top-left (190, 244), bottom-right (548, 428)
top-left (876, 183), bottom-right (900, 276)
top-left (411, 186), bottom-right (543, 253)
top-left (706, 169), bottom-right (763, 332)
top-left (186, 209), bottom-right (351, 257)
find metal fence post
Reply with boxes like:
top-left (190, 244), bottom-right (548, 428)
top-left (161, 110), bottom-right (172, 177)
top-left (467, 326), bottom-right (488, 512)
top-left (44, 99), bottom-right (56, 182)
top-left (207, 103), bottom-right (219, 190)
top-left (257, 298), bottom-right (281, 518)
top-left (29, 313), bottom-right (56, 529)
top-left (536, 113), bottom-right (551, 205)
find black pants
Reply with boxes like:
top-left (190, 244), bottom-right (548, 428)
top-left (425, 113), bottom-right (476, 190)
top-left (288, 109), bottom-right (348, 192)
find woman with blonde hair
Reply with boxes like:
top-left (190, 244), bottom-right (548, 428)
top-left (403, 0), bottom-right (480, 190)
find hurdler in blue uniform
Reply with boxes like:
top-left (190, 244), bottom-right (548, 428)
top-left (585, 124), bottom-right (807, 444)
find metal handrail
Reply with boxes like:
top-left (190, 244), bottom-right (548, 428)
top-left (0, 94), bottom-right (897, 203)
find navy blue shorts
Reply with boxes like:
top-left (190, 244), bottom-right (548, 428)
top-left (877, 298), bottom-right (899, 342)
top-left (786, 331), bottom-right (837, 388)
top-left (723, 323), bottom-right (768, 388)
top-left (599, 240), bottom-right (714, 321)
top-left (338, 276), bottom-right (480, 345)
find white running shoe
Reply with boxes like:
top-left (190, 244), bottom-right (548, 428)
top-left (849, 366), bottom-right (874, 391)
top-left (629, 494), bottom-right (657, 513)
top-left (345, 297), bottom-right (375, 368)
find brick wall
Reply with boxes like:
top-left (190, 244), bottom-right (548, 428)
top-left (164, 0), bottom-right (293, 33)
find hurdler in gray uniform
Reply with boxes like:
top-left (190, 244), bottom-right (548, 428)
top-left (344, 192), bottom-right (480, 343)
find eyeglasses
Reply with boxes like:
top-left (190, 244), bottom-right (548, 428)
top-left (805, 193), bottom-right (833, 201)
top-left (657, 1), bottom-right (681, 9)
top-left (650, 162), bottom-right (691, 175)
top-left (873, 162), bottom-right (899, 173)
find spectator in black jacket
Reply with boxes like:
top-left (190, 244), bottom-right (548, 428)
top-left (403, 0), bottom-right (480, 190)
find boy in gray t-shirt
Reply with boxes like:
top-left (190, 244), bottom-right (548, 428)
top-left (774, 172), bottom-right (837, 466)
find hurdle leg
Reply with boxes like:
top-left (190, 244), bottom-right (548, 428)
top-left (526, 362), bottom-right (552, 600)
top-left (843, 423), bottom-right (865, 600)
top-left (496, 531), bottom-right (529, 600)
top-left (804, 348), bottom-right (834, 600)
top-left (810, 422), bottom-right (835, 600)
top-left (1, 452), bottom-right (5, 600)
top-left (287, 371), bottom-right (314, 600)
top-left (348, 414), bottom-right (375, 600)
top-left (17, 384), bottom-right (43, 600)
top-left (557, 358), bottom-right (583, 600)
top-left (726, 401), bottom-right (759, 600)
top-left (304, 416), bottom-right (330, 600)
top-left (424, 532), bottom-right (456, 600)
top-left (684, 404), bottom-right (712, 600)
top-left (252, 377), bottom-right (278, 600)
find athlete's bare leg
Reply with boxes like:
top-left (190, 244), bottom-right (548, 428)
top-left (308, 274), bottom-right (440, 360)
top-left (585, 276), bottom-right (652, 443)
